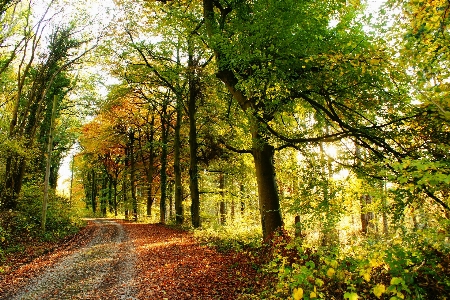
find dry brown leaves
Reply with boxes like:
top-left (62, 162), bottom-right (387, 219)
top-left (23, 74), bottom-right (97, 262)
top-left (1, 221), bottom-right (264, 299)
top-left (125, 222), bottom-right (262, 300)
top-left (0, 221), bottom-right (98, 298)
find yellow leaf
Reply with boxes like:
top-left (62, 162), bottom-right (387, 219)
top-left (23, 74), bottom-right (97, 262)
top-left (315, 278), bottom-right (324, 287)
top-left (310, 291), bottom-right (317, 298)
top-left (293, 288), bottom-right (303, 300)
top-left (369, 257), bottom-right (382, 268)
top-left (360, 269), bottom-right (371, 282)
top-left (330, 260), bottom-right (338, 268)
top-left (326, 268), bottom-right (335, 277)
top-left (372, 284), bottom-right (385, 298)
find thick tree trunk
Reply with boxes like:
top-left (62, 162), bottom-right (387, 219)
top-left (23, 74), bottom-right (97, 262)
top-left (188, 98), bottom-right (200, 228)
top-left (188, 46), bottom-right (201, 228)
top-left (252, 133), bottom-right (283, 239)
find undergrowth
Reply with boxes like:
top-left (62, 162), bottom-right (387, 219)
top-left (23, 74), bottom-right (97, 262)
top-left (192, 223), bottom-right (450, 299)
top-left (259, 228), bottom-right (450, 299)
top-left (194, 222), bottom-right (262, 252)
top-left (0, 185), bottom-right (84, 263)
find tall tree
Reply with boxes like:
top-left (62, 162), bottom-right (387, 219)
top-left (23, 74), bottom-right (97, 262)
top-left (1, 14), bottom-right (94, 210)
top-left (198, 0), bottom-right (416, 238)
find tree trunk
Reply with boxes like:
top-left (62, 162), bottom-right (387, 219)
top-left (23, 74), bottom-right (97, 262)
top-left (129, 130), bottom-right (138, 221)
top-left (188, 75), bottom-right (200, 228)
top-left (240, 184), bottom-right (245, 215)
top-left (142, 114), bottom-right (155, 217)
top-left (147, 120), bottom-right (155, 217)
top-left (123, 177), bottom-right (128, 219)
top-left (169, 181), bottom-right (174, 218)
top-left (41, 95), bottom-right (57, 232)
top-left (108, 175), bottom-right (113, 213)
top-left (1, 156), bottom-right (25, 210)
top-left (113, 179), bottom-right (118, 217)
top-left (91, 169), bottom-right (97, 213)
top-left (382, 179), bottom-right (389, 235)
top-left (101, 174), bottom-right (107, 217)
top-left (252, 133), bottom-right (283, 239)
top-left (160, 105), bottom-right (168, 224)
top-left (146, 185), bottom-right (154, 216)
top-left (69, 155), bottom-right (74, 207)
top-left (219, 172), bottom-right (226, 225)
top-left (295, 215), bottom-right (303, 238)
top-left (360, 194), bottom-right (374, 234)
top-left (174, 93), bottom-right (184, 224)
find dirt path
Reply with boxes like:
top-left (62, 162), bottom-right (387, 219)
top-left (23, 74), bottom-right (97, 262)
top-left (3, 219), bottom-right (137, 300)
top-left (1, 220), bottom-right (262, 300)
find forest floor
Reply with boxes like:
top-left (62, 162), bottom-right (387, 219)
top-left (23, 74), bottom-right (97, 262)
top-left (0, 219), bottom-right (264, 299)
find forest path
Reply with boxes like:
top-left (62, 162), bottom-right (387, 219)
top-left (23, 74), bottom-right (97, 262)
top-left (1, 219), bottom-right (261, 300)
top-left (4, 219), bottom-right (137, 300)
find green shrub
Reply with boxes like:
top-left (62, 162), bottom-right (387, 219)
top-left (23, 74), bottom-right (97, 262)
top-left (194, 223), bottom-right (262, 252)
top-left (263, 230), bottom-right (450, 299)
top-left (0, 183), bottom-right (83, 256)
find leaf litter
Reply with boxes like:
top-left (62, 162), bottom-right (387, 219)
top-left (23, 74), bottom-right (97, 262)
top-left (1, 220), bottom-right (263, 299)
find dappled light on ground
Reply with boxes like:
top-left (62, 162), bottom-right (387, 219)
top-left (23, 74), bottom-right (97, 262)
top-left (126, 223), bottom-right (261, 299)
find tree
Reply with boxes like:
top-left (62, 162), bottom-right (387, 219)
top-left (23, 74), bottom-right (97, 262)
top-left (198, 0), bottom-right (416, 238)
top-left (0, 5), bottom-right (95, 210)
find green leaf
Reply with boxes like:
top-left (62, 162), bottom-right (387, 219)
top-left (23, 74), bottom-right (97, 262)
top-left (344, 292), bottom-right (359, 300)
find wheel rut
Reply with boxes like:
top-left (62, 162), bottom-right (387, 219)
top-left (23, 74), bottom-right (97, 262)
top-left (7, 219), bottom-right (137, 300)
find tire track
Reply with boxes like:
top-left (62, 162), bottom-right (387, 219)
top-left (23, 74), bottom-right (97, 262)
top-left (7, 219), bottom-right (137, 300)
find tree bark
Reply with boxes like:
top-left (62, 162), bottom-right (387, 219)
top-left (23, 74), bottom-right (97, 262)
top-left (219, 172), bottom-right (226, 225)
top-left (188, 52), bottom-right (200, 228)
top-left (91, 169), bottom-right (97, 213)
top-left (252, 132), bottom-right (283, 238)
top-left (360, 194), bottom-right (374, 234)
top-left (160, 104), bottom-right (168, 224)
top-left (123, 175), bottom-right (128, 219)
top-left (113, 179), bottom-right (118, 216)
top-left (146, 116), bottom-right (155, 216)
top-left (41, 94), bottom-right (57, 232)
top-left (129, 130), bottom-right (138, 221)
top-left (174, 93), bottom-right (184, 224)
top-left (108, 175), bottom-right (113, 213)
top-left (101, 173), bottom-right (107, 217)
